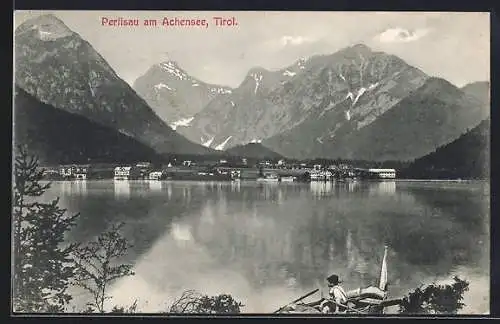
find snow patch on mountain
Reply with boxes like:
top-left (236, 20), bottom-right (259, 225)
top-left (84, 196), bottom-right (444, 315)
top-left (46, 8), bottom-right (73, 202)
top-left (345, 83), bottom-right (379, 106)
top-left (215, 136), bottom-right (233, 150)
top-left (154, 83), bottom-right (173, 91)
top-left (297, 58), bottom-right (306, 69)
top-left (202, 136), bottom-right (215, 147)
top-left (231, 101), bottom-right (235, 107)
top-left (353, 87), bottom-right (367, 106)
top-left (37, 30), bottom-right (54, 40)
top-left (252, 73), bottom-right (263, 94)
top-left (88, 81), bottom-right (96, 97)
top-left (345, 110), bottom-right (351, 121)
top-left (159, 62), bottom-right (187, 80)
top-left (283, 70), bottom-right (296, 77)
top-left (250, 139), bottom-right (262, 143)
top-left (169, 116), bottom-right (194, 130)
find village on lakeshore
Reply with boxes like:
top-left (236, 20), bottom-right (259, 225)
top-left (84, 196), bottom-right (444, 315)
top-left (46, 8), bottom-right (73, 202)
top-left (39, 157), bottom-right (397, 182)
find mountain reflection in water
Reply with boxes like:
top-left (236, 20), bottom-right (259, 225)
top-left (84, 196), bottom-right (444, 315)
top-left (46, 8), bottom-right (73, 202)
top-left (43, 180), bottom-right (489, 314)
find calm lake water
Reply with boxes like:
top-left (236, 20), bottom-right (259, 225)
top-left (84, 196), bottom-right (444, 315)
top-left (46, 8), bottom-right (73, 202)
top-left (44, 180), bottom-right (490, 314)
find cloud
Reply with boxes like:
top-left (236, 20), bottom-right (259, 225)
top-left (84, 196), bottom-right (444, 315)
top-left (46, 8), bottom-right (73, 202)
top-left (280, 35), bottom-right (311, 46)
top-left (376, 27), bottom-right (430, 43)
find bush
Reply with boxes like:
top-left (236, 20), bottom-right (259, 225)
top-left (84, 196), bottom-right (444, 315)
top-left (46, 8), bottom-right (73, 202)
top-left (399, 276), bottom-right (470, 314)
top-left (169, 290), bottom-right (244, 314)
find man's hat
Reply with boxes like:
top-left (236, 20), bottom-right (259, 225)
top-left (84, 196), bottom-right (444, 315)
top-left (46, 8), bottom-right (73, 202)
top-left (327, 274), bottom-right (341, 285)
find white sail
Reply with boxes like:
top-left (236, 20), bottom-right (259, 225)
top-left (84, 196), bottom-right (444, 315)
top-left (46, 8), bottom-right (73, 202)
top-left (379, 245), bottom-right (388, 291)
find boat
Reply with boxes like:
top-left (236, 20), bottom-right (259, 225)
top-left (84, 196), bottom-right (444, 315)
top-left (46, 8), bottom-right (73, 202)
top-left (275, 246), bottom-right (402, 314)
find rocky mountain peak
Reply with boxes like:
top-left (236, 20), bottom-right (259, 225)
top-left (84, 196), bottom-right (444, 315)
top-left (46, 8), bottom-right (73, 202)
top-left (247, 66), bottom-right (270, 77)
top-left (157, 61), bottom-right (190, 80)
top-left (158, 60), bottom-right (180, 68)
top-left (350, 43), bottom-right (372, 52)
top-left (16, 14), bottom-right (74, 40)
top-left (295, 57), bottom-right (307, 69)
top-left (133, 60), bottom-right (235, 124)
top-left (336, 43), bottom-right (373, 58)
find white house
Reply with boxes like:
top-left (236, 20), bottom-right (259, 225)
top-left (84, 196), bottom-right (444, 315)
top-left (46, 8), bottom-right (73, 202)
top-left (59, 165), bottom-right (89, 179)
top-left (59, 165), bottom-right (74, 178)
top-left (368, 169), bottom-right (396, 179)
top-left (74, 171), bottom-right (87, 180)
top-left (148, 171), bottom-right (163, 180)
top-left (74, 165), bottom-right (89, 180)
top-left (114, 166), bottom-right (136, 180)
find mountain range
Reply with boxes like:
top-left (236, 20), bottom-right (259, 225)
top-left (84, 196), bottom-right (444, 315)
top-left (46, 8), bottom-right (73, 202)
top-left (173, 59), bottom-right (310, 149)
top-left (14, 14), bottom-right (215, 159)
top-left (136, 44), bottom-right (489, 161)
top-left (264, 77), bottom-right (489, 161)
top-left (13, 14), bottom-right (491, 168)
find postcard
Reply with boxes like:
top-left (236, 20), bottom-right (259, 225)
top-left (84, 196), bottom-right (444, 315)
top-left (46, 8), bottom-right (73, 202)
top-left (12, 10), bottom-right (490, 315)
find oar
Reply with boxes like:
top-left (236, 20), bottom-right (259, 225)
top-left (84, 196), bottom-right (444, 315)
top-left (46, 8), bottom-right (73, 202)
top-left (273, 288), bottom-right (319, 313)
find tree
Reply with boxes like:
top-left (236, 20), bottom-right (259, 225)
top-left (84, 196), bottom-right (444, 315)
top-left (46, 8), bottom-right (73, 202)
top-left (399, 276), bottom-right (470, 314)
top-left (12, 145), bottom-right (80, 312)
top-left (72, 222), bottom-right (135, 313)
top-left (169, 290), bottom-right (244, 314)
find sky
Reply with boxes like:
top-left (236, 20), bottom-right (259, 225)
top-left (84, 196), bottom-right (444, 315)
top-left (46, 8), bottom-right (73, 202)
top-left (14, 11), bottom-right (490, 88)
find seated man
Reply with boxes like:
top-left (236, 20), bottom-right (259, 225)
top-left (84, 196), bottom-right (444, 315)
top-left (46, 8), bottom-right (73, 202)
top-left (315, 274), bottom-right (349, 314)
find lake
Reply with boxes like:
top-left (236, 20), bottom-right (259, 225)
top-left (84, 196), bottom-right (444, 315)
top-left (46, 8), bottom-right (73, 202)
top-left (44, 179), bottom-right (490, 314)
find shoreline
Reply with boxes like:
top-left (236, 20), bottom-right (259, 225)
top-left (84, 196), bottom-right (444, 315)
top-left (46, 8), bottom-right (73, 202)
top-left (40, 178), bottom-right (489, 183)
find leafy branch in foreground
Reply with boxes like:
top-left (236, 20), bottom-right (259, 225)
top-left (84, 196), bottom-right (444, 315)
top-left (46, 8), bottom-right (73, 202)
top-left (12, 145), bottom-right (80, 312)
top-left (72, 222), bottom-right (135, 313)
top-left (399, 276), bottom-right (470, 314)
top-left (110, 299), bottom-right (139, 313)
top-left (169, 290), bottom-right (244, 314)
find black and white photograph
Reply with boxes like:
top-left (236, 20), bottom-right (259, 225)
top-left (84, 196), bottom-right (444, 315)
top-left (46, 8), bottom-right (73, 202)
top-left (12, 10), bottom-right (490, 315)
